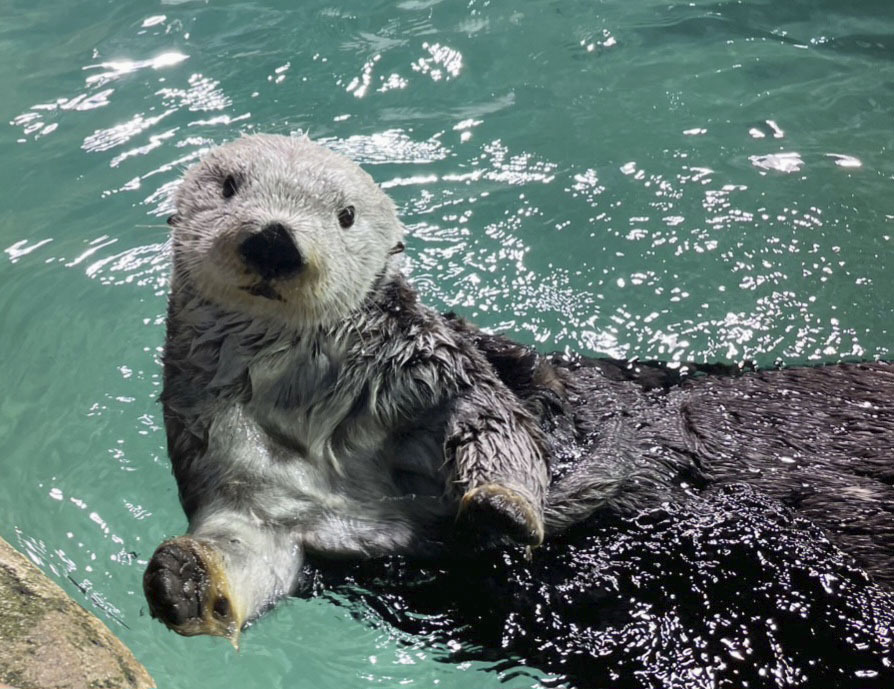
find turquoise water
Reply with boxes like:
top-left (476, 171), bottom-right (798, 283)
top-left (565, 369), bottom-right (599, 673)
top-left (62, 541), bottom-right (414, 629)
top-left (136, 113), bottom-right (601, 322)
top-left (2, 0), bottom-right (893, 686)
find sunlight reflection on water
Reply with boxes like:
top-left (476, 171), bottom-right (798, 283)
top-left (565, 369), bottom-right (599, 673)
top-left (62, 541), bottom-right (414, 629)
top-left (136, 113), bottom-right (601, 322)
top-left (3, 1), bottom-right (893, 687)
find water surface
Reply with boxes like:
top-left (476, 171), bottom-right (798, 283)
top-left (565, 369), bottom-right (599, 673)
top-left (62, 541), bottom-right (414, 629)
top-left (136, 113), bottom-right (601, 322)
top-left (2, 1), bottom-right (893, 687)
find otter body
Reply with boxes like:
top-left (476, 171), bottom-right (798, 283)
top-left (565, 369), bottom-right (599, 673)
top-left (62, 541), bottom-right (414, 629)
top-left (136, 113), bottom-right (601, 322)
top-left (145, 134), bottom-right (894, 645)
top-left (459, 324), bottom-right (894, 584)
top-left (146, 135), bottom-right (549, 639)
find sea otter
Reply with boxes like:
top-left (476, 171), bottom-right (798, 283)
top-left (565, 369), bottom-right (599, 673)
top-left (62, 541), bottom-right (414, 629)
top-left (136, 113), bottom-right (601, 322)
top-left (144, 133), bottom-right (551, 641)
top-left (144, 134), bottom-right (894, 649)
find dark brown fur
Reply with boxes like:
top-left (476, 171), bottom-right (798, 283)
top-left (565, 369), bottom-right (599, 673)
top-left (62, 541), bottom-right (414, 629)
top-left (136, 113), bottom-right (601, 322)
top-left (450, 317), bottom-right (894, 584)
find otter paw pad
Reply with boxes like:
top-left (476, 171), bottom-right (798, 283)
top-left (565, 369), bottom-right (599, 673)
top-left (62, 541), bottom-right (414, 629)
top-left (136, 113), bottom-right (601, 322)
top-left (459, 483), bottom-right (545, 547)
top-left (143, 541), bottom-right (209, 628)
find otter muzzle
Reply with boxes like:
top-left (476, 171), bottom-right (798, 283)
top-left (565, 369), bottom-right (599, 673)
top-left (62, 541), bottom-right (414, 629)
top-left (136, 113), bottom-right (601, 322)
top-left (238, 222), bottom-right (305, 281)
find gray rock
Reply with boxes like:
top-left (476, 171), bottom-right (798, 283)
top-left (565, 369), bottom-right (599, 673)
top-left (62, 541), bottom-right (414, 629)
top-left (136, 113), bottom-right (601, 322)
top-left (0, 536), bottom-right (154, 689)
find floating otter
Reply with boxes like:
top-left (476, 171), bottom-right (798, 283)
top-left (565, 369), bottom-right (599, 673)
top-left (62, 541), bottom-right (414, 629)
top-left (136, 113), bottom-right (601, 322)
top-left (145, 134), bottom-right (551, 641)
top-left (144, 134), bottom-right (894, 650)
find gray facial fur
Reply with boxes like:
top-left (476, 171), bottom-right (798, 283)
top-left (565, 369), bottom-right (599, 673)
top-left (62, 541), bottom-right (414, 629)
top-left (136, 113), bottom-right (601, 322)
top-left (170, 134), bottom-right (404, 328)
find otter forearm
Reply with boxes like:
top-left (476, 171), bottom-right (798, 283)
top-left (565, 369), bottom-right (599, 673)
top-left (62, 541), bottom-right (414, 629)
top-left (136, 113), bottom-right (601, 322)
top-left (189, 509), bottom-right (304, 620)
top-left (444, 376), bottom-right (550, 545)
top-left (144, 509), bottom-right (303, 643)
top-left (370, 309), bottom-right (550, 541)
top-left (444, 382), bottom-right (549, 506)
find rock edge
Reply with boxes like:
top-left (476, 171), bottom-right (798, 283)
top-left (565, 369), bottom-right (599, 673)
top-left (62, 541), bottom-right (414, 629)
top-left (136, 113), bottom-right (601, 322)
top-left (0, 535), bottom-right (154, 689)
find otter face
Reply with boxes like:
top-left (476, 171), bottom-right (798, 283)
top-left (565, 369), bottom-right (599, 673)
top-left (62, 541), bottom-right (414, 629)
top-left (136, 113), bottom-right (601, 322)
top-left (171, 134), bottom-right (404, 328)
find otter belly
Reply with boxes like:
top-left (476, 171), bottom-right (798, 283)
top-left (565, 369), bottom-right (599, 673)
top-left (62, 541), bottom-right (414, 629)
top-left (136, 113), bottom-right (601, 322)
top-left (235, 359), bottom-right (456, 546)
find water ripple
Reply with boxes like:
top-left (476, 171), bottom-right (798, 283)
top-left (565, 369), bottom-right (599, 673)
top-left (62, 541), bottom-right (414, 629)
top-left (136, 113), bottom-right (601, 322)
top-left (324, 129), bottom-right (448, 165)
top-left (156, 72), bottom-right (231, 112)
top-left (83, 52), bottom-right (188, 87)
top-left (3, 2), bottom-right (893, 688)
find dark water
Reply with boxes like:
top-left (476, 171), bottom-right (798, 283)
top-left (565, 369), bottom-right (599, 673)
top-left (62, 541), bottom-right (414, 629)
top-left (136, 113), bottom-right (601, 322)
top-left (2, 1), bottom-right (893, 687)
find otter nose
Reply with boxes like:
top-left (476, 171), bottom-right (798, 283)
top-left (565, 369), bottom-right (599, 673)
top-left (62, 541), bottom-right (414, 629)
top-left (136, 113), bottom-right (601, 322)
top-left (238, 223), bottom-right (305, 281)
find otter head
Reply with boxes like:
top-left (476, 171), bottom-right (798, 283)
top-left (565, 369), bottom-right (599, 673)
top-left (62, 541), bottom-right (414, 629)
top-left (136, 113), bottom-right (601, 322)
top-left (170, 134), bottom-right (405, 328)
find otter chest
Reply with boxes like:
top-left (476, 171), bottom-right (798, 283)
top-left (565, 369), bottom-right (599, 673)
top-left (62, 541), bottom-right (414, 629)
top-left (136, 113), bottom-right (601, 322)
top-left (242, 342), bottom-right (449, 495)
top-left (243, 344), bottom-right (373, 462)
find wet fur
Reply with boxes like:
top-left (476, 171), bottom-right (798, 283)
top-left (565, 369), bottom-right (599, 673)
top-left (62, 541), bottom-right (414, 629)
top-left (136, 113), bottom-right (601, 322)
top-left (150, 135), bottom-right (550, 633)
top-left (148, 134), bottom-right (893, 640)
top-left (453, 320), bottom-right (894, 584)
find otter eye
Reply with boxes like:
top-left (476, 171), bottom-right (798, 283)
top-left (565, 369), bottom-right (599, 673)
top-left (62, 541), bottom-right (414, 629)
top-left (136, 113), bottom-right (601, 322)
top-left (222, 174), bottom-right (239, 199)
top-left (337, 205), bottom-right (355, 229)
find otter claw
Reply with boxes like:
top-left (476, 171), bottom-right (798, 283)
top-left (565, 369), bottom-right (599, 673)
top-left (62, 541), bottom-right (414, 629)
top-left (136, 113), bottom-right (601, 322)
top-left (458, 483), bottom-right (545, 547)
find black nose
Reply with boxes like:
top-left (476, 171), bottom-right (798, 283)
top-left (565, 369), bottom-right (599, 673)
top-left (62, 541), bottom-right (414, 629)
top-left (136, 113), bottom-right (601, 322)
top-left (238, 223), bottom-right (304, 280)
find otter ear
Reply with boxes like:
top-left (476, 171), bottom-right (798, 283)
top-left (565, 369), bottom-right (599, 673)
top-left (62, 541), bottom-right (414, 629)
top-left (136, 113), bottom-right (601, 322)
top-left (388, 241), bottom-right (405, 256)
top-left (167, 214), bottom-right (181, 227)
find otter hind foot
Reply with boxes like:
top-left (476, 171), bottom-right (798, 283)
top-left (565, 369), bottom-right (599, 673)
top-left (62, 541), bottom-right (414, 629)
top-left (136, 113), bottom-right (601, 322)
top-left (459, 483), bottom-right (545, 547)
top-left (143, 539), bottom-right (241, 643)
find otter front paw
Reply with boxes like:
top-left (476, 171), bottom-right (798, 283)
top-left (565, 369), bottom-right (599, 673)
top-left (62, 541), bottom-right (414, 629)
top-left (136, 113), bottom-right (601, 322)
top-left (143, 539), bottom-right (241, 642)
top-left (458, 483), bottom-right (545, 547)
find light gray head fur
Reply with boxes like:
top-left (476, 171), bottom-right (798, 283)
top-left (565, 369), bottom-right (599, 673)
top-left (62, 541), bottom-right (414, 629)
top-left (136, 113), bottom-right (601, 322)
top-left (171, 134), bottom-right (404, 329)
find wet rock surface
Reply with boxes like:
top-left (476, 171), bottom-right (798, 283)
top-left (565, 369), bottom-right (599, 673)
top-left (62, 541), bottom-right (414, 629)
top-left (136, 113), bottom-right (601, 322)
top-left (0, 536), bottom-right (154, 689)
